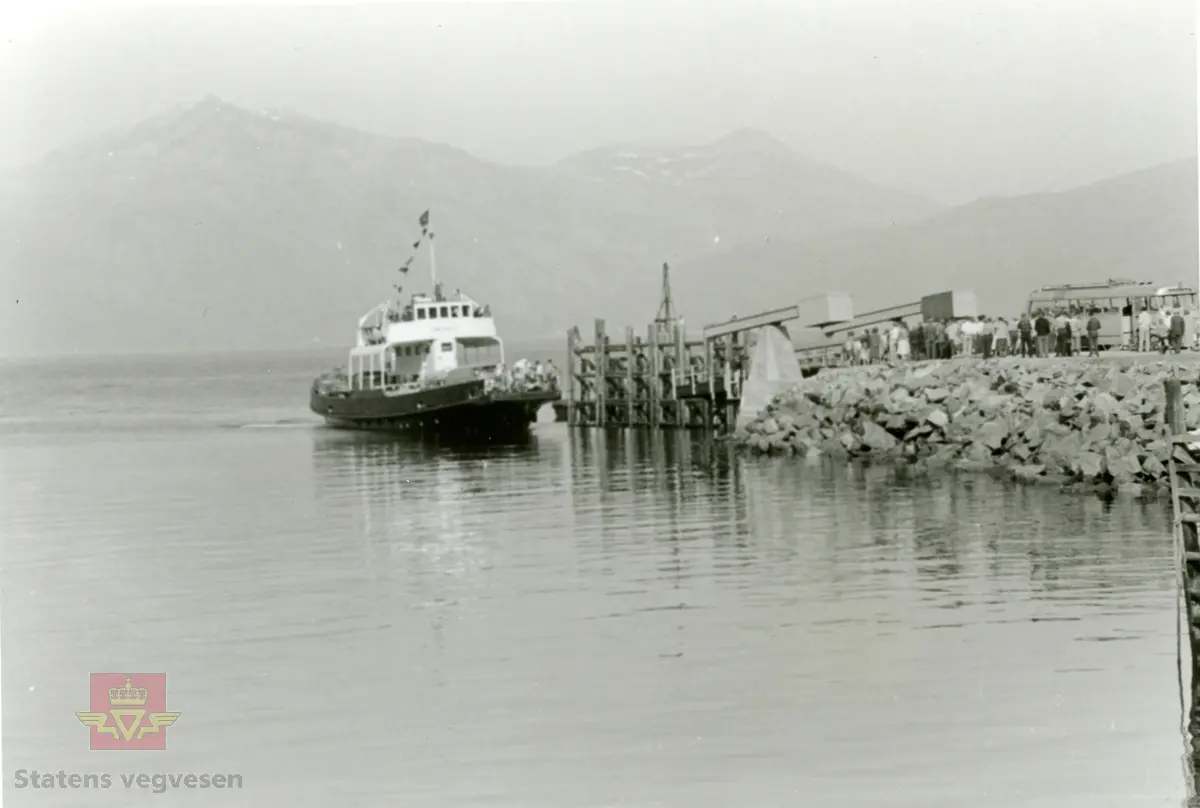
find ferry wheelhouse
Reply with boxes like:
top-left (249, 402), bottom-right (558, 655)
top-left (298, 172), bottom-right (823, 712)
top-left (348, 286), bottom-right (503, 392)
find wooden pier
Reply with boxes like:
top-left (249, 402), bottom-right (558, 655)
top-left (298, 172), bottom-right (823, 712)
top-left (563, 317), bottom-right (748, 432)
top-left (561, 264), bottom-right (755, 433)
top-left (558, 271), bottom-right (980, 433)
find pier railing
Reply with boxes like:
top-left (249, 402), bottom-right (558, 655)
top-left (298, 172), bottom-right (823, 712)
top-left (669, 363), bottom-right (743, 401)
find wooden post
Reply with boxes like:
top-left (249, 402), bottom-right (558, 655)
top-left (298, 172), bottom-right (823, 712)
top-left (673, 323), bottom-right (687, 428)
top-left (704, 337), bottom-right (714, 408)
top-left (595, 319), bottom-right (608, 427)
top-left (648, 323), bottom-right (661, 429)
top-left (1166, 378), bottom-right (1200, 776)
top-left (565, 327), bottom-right (578, 426)
top-left (625, 325), bottom-right (636, 427)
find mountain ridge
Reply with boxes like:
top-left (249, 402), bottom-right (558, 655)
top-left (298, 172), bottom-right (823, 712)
top-left (673, 155), bottom-right (1198, 329)
top-left (0, 95), bottom-right (1193, 357)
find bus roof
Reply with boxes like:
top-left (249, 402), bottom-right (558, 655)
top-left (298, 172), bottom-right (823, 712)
top-left (1029, 283), bottom-right (1197, 302)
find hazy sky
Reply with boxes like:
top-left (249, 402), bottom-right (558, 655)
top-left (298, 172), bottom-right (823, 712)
top-left (2, 0), bottom-right (1196, 204)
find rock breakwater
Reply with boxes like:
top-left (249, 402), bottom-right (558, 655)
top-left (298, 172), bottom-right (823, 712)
top-left (733, 358), bottom-right (1200, 497)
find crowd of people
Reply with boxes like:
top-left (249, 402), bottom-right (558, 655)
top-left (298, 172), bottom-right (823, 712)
top-left (838, 305), bottom-right (1200, 366)
top-left (486, 358), bottom-right (561, 393)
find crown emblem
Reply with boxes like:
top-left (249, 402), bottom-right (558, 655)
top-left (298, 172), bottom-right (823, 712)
top-left (108, 677), bottom-right (148, 707)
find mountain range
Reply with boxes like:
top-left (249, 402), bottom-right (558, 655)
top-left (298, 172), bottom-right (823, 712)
top-left (1, 95), bottom-right (1195, 357)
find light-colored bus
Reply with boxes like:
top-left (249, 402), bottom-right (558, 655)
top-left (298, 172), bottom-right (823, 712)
top-left (1026, 279), bottom-right (1199, 350)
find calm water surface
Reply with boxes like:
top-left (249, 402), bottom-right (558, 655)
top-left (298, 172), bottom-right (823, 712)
top-left (0, 350), bottom-right (1189, 806)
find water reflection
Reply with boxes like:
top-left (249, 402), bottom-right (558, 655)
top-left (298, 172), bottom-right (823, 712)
top-left (310, 427), bottom-right (565, 581)
top-left (297, 424), bottom-right (1188, 807)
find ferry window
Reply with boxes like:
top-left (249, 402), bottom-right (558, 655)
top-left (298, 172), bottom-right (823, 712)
top-left (439, 306), bottom-right (449, 318)
top-left (417, 308), bottom-right (427, 320)
top-left (441, 342), bottom-right (453, 353)
top-left (450, 306), bottom-right (460, 317)
top-left (463, 305), bottom-right (472, 317)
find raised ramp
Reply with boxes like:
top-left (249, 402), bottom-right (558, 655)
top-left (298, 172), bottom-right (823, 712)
top-left (736, 324), bottom-right (803, 429)
top-left (703, 306), bottom-right (800, 340)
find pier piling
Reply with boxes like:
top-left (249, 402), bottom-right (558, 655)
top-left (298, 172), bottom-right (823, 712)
top-left (560, 312), bottom-right (739, 432)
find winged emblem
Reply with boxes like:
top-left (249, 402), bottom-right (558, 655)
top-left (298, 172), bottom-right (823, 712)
top-left (76, 711), bottom-right (180, 741)
top-left (139, 712), bottom-right (180, 738)
top-left (75, 713), bottom-right (120, 739)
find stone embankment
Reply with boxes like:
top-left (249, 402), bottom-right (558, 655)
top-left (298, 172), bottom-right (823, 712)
top-left (733, 358), bottom-right (1200, 497)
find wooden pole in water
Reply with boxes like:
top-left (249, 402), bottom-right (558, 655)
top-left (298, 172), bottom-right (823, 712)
top-left (626, 325), bottom-right (636, 427)
top-left (1165, 378), bottom-right (1200, 776)
top-left (647, 323), bottom-right (661, 429)
top-left (673, 322), bottom-right (687, 428)
top-left (595, 318), bottom-right (608, 427)
top-left (565, 328), bottom-right (577, 426)
top-left (700, 333), bottom-right (710, 432)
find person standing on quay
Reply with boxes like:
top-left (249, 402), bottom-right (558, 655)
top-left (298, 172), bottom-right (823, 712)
top-left (979, 316), bottom-right (995, 359)
top-left (842, 331), bottom-right (858, 366)
top-left (910, 320), bottom-right (925, 360)
top-left (930, 319), bottom-right (947, 359)
top-left (1169, 308), bottom-right (1186, 354)
top-left (1086, 309), bottom-right (1102, 357)
top-left (896, 321), bottom-right (911, 361)
top-left (1033, 310), bottom-right (1051, 357)
top-left (994, 316), bottom-right (1009, 357)
top-left (1052, 309), bottom-right (1070, 356)
top-left (1156, 309), bottom-right (1171, 353)
top-left (1069, 308), bottom-right (1083, 355)
top-left (1136, 306), bottom-right (1153, 351)
top-left (1017, 312), bottom-right (1033, 356)
top-left (944, 319), bottom-right (959, 358)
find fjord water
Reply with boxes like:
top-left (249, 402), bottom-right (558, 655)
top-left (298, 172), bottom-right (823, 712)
top-left (0, 350), bottom-right (1188, 807)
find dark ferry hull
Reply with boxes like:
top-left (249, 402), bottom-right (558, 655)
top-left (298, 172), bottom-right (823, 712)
top-left (310, 379), bottom-right (557, 435)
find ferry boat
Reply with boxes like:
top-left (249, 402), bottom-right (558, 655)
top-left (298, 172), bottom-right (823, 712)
top-left (309, 213), bottom-right (560, 435)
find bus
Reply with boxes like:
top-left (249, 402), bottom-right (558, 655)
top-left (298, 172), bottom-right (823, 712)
top-left (1026, 279), bottom-right (1199, 350)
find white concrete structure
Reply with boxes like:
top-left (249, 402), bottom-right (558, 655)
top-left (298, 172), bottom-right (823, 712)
top-left (736, 324), bottom-right (804, 429)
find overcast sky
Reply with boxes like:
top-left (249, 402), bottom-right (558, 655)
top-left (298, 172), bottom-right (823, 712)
top-left (2, 0), bottom-right (1196, 204)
